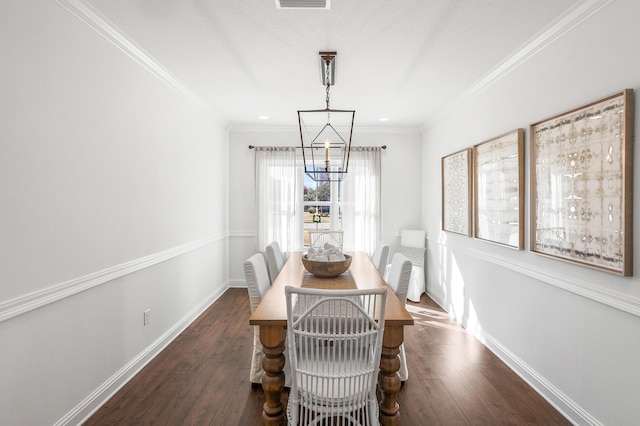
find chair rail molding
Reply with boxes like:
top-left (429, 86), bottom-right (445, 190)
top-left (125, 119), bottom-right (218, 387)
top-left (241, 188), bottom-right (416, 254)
top-left (229, 231), bottom-right (257, 238)
top-left (430, 237), bottom-right (640, 318)
top-left (0, 233), bottom-right (225, 323)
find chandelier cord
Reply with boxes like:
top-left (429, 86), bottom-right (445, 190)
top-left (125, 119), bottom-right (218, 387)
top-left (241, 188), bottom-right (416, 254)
top-left (325, 59), bottom-right (331, 122)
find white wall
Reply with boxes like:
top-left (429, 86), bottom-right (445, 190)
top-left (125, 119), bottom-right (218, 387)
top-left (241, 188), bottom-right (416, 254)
top-left (0, 1), bottom-right (227, 424)
top-left (422, 0), bottom-right (640, 424)
top-left (11, 1), bottom-right (638, 424)
top-left (228, 127), bottom-right (422, 285)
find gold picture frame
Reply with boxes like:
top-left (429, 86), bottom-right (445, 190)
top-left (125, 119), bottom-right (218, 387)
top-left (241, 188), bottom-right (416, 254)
top-left (473, 129), bottom-right (524, 249)
top-left (530, 89), bottom-right (634, 276)
top-left (442, 148), bottom-right (472, 236)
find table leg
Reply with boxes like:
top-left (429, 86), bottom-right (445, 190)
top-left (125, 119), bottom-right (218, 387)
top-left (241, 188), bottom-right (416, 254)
top-left (378, 325), bottom-right (404, 425)
top-left (260, 325), bottom-right (287, 426)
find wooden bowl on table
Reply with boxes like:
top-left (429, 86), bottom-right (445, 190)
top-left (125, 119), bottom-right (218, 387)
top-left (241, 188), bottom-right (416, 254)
top-left (302, 254), bottom-right (352, 278)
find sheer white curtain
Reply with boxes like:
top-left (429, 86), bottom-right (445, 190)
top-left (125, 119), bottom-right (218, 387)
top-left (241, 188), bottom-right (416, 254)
top-left (255, 147), bottom-right (303, 252)
top-left (342, 147), bottom-right (381, 255)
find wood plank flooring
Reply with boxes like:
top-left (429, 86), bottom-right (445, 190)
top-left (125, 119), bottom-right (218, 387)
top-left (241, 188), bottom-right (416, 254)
top-left (85, 288), bottom-right (570, 425)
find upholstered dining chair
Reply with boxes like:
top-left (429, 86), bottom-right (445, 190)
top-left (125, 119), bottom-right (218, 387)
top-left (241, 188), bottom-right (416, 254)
top-left (370, 243), bottom-right (390, 277)
top-left (285, 286), bottom-right (388, 426)
top-left (243, 253), bottom-right (271, 384)
top-left (397, 229), bottom-right (426, 302)
top-left (265, 241), bottom-right (286, 284)
top-left (386, 252), bottom-right (412, 382)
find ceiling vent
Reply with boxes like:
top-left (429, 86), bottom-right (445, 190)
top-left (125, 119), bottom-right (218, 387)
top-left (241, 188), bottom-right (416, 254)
top-left (276, 0), bottom-right (330, 9)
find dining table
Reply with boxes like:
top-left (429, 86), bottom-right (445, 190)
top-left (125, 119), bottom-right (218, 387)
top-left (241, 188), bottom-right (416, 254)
top-left (249, 251), bottom-right (415, 426)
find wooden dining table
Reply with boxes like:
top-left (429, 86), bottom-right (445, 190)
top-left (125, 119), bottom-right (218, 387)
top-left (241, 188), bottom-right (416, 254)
top-left (249, 251), bottom-right (415, 425)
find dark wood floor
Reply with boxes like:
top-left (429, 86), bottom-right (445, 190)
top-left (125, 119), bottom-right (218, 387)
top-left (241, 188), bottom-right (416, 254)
top-left (85, 288), bottom-right (570, 425)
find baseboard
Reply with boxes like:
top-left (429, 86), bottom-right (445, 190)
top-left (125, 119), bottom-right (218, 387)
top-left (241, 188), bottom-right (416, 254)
top-left (55, 285), bottom-right (228, 426)
top-left (228, 278), bottom-right (248, 288)
top-left (482, 332), bottom-right (601, 426)
top-left (426, 288), bottom-right (600, 426)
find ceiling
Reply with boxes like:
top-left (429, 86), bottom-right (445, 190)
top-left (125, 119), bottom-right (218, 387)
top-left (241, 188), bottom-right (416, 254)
top-left (84, 0), bottom-right (583, 129)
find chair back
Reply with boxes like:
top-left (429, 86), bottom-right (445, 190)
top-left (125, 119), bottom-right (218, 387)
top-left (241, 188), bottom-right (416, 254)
top-left (308, 230), bottom-right (344, 250)
top-left (265, 241), bottom-right (285, 284)
top-left (244, 253), bottom-right (271, 313)
top-left (371, 243), bottom-right (390, 277)
top-left (386, 253), bottom-right (412, 304)
top-left (398, 229), bottom-right (425, 269)
top-left (285, 286), bottom-right (388, 426)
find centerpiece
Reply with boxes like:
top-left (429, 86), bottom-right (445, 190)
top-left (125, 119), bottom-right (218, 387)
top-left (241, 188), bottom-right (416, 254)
top-left (302, 244), bottom-right (351, 278)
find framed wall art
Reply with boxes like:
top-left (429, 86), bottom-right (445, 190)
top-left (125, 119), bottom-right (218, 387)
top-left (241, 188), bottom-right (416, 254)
top-left (530, 89), bottom-right (633, 276)
top-left (473, 129), bottom-right (524, 249)
top-left (442, 148), bottom-right (472, 236)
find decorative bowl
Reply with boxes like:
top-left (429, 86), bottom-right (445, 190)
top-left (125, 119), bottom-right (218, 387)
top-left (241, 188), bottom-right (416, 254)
top-left (302, 254), bottom-right (352, 278)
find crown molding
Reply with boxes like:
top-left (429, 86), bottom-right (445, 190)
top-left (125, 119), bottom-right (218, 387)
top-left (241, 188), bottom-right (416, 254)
top-left (423, 0), bottom-right (616, 129)
top-left (229, 123), bottom-right (421, 134)
top-left (465, 0), bottom-right (615, 98)
top-left (54, 0), bottom-right (223, 123)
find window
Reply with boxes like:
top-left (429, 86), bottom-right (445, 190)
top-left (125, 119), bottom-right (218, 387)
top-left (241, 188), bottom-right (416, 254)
top-left (255, 146), bottom-right (301, 253)
top-left (255, 146), bottom-right (380, 254)
top-left (302, 168), bottom-right (342, 247)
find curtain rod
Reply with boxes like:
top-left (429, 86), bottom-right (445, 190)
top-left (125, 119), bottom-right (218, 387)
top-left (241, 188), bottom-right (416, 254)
top-left (248, 145), bottom-right (387, 149)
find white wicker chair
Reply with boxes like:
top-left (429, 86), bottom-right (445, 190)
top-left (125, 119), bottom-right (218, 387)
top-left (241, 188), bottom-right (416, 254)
top-left (308, 230), bottom-right (344, 250)
top-left (370, 243), bottom-right (389, 277)
top-left (285, 286), bottom-right (388, 426)
top-left (386, 253), bottom-right (412, 382)
top-left (265, 241), bottom-right (286, 284)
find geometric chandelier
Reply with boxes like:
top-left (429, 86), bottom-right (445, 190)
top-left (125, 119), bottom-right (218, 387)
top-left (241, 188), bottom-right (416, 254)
top-left (298, 51), bottom-right (355, 182)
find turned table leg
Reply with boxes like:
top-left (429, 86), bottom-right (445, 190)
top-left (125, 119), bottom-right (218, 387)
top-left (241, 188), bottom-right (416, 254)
top-left (378, 324), bottom-right (404, 426)
top-left (260, 325), bottom-right (287, 426)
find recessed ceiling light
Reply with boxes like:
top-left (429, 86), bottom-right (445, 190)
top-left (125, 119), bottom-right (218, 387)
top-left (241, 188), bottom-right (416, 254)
top-left (379, 117), bottom-right (389, 122)
top-left (258, 116), bottom-right (269, 120)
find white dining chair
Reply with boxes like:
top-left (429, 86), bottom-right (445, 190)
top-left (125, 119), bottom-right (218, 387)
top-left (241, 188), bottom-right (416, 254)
top-left (265, 241), bottom-right (286, 284)
top-left (243, 253), bottom-right (271, 384)
top-left (397, 229), bottom-right (426, 302)
top-left (308, 230), bottom-right (344, 250)
top-left (285, 286), bottom-right (388, 426)
top-left (244, 252), bottom-right (291, 388)
top-left (386, 252), bottom-right (412, 382)
top-left (371, 243), bottom-right (390, 277)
